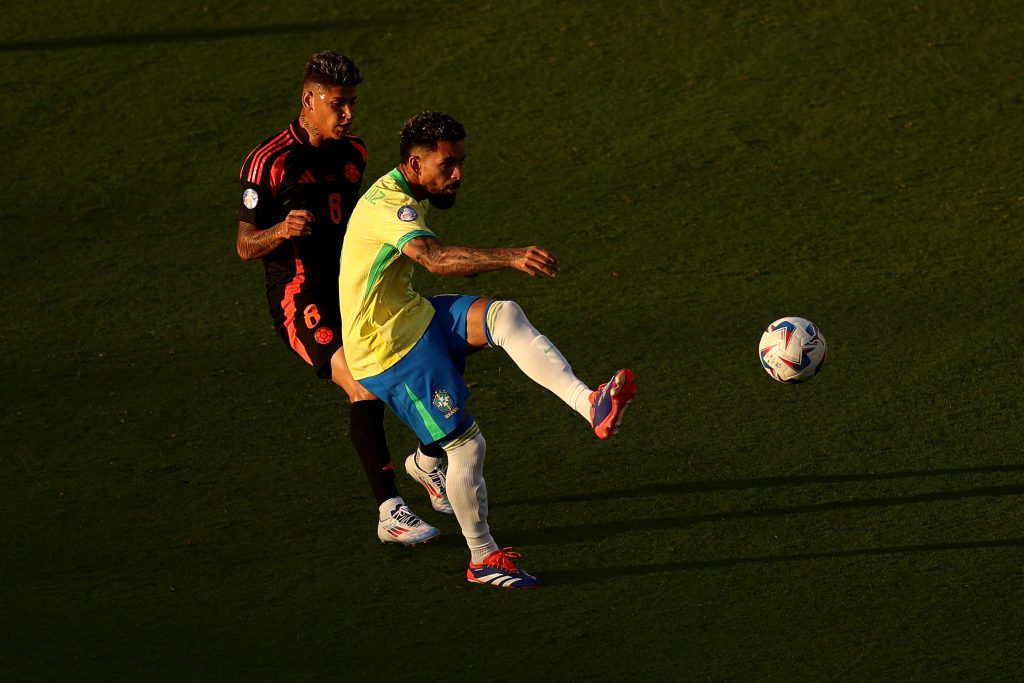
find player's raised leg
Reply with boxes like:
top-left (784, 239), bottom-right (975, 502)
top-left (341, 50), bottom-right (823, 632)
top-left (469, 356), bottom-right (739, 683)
top-left (467, 298), bottom-right (637, 440)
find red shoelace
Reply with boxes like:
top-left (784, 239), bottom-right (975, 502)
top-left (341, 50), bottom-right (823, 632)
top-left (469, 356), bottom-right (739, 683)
top-left (485, 547), bottom-right (522, 573)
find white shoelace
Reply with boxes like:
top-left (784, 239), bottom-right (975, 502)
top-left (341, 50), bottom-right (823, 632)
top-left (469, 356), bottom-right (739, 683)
top-left (389, 504), bottom-right (423, 527)
top-left (427, 466), bottom-right (447, 493)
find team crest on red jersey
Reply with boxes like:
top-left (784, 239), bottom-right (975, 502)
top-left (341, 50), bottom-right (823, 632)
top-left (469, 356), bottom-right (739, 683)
top-left (344, 162), bottom-right (361, 183)
top-left (314, 327), bottom-right (334, 345)
top-left (242, 188), bottom-right (259, 209)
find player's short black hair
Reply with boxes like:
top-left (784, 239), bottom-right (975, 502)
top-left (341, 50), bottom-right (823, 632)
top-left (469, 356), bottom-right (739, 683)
top-left (303, 51), bottom-right (363, 89)
top-left (400, 111), bottom-right (466, 161)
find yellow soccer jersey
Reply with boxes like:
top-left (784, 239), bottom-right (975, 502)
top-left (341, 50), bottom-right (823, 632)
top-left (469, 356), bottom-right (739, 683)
top-left (339, 168), bottom-right (436, 380)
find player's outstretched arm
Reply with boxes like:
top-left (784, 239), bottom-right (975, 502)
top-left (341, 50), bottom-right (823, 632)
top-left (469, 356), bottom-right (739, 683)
top-left (236, 210), bottom-right (315, 261)
top-left (401, 236), bottom-right (559, 278)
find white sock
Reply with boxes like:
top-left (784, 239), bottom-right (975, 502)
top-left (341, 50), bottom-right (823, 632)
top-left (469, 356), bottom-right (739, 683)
top-left (486, 300), bottom-right (592, 421)
top-left (414, 447), bottom-right (442, 473)
top-left (443, 423), bottom-right (499, 563)
top-left (467, 537), bottom-right (499, 564)
top-left (378, 496), bottom-right (404, 520)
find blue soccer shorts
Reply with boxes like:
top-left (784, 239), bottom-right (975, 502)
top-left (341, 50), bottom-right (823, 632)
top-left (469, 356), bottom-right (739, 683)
top-left (358, 295), bottom-right (494, 445)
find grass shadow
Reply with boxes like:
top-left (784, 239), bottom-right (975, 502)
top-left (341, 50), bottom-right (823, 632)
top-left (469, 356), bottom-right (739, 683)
top-left (0, 19), bottom-right (391, 53)
top-left (542, 538), bottom-right (1024, 586)
top-left (500, 483), bottom-right (1024, 546)
top-left (503, 464), bottom-right (1024, 507)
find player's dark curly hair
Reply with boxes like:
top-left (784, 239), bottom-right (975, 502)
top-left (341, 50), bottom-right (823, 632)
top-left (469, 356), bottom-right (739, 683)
top-left (400, 111), bottom-right (466, 161)
top-left (303, 51), bottom-right (363, 89)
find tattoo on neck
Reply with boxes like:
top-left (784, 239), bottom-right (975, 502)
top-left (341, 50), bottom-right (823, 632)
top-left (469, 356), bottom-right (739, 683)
top-left (300, 114), bottom-right (320, 138)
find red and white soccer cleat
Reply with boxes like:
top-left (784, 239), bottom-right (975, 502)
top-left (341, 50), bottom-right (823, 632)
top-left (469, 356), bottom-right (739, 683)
top-left (589, 368), bottom-right (637, 440)
top-left (377, 501), bottom-right (440, 546)
top-left (404, 452), bottom-right (454, 514)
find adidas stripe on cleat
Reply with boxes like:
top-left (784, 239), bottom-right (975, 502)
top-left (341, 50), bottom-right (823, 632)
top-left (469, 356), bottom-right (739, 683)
top-left (404, 453), bottom-right (454, 514)
top-left (589, 368), bottom-right (637, 440)
top-left (466, 547), bottom-right (542, 589)
top-left (377, 501), bottom-right (440, 546)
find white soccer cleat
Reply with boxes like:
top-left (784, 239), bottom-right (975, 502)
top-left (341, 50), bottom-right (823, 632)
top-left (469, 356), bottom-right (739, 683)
top-left (405, 452), bottom-right (454, 514)
top-left (377, 501), bottom-right (440, 546)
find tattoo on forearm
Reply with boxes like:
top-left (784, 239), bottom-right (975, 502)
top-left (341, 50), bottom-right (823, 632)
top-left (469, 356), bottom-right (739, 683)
top-left (408, 239), bottom-right (517, 276)
top-left (237, 222), bottom-right (285, 260)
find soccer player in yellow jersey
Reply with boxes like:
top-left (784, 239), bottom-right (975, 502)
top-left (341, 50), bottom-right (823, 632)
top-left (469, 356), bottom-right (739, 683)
top-left (339, 111), bottom-right (637, 588)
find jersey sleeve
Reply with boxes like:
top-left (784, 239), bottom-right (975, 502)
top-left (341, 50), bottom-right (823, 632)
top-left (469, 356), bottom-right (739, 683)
top-left (238, 147), bottom-right (296, 227)
top-left (373, 201), bottom-right (436, 251)
top-left (238, 145), bottom-right (270, 225)
top-left (238, 180), bottom-right (266, 226)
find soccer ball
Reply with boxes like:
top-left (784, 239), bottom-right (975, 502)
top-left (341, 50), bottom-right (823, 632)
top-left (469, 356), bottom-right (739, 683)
top-left (758, 317), bottom-right (827, 383)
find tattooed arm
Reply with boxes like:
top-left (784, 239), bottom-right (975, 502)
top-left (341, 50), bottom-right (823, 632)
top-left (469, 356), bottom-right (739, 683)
top-left (236, 210), bottom-right (314, 261)
top-left (401, 236), bottom-right (559, 279)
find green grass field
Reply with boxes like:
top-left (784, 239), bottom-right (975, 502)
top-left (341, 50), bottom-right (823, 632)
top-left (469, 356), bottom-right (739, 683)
top-left (3, 1), bottom-right (1023, 680)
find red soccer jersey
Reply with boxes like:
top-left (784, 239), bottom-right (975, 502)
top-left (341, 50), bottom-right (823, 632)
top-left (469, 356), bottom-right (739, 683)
top-left (238, 120), bottom-right (367, 324)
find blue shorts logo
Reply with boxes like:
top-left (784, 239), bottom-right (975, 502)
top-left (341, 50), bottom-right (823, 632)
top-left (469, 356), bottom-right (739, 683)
top-left (397, 205), bottom-right (419, 222)
top-left (432, 389), bottom-right (459, 419)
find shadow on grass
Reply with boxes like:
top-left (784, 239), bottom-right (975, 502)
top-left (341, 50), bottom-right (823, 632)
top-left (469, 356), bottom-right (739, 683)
top-left (503, 464), bottom-right (1024, 507)
top-left (501, 483), bottom-right (1024, 546)
top-left (541, 538), bottom-right (1024, 586)
top-left (0, 19), bottom-right (388, 53)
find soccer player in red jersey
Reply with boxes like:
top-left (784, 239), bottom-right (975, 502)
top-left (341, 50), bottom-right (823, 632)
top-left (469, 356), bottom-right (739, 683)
top-left (236, 52), bottom-right (442, 545)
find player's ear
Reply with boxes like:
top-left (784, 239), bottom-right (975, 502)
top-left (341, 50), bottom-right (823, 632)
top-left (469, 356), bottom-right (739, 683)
top-left (301, 89), bottom-right (315, 112)
top-left (409, 155), bottom-right (422, 177)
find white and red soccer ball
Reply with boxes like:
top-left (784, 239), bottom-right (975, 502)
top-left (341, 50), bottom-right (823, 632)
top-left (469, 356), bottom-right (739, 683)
top-left (759, 317), bottom-right (827, 383)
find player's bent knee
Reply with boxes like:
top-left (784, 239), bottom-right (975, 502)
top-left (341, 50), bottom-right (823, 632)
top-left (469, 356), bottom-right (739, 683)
top-left (486, 300), bottom-right (530, 347)
top-left (346, 384), bottom-right (377, 403)
top-left (329, 346), bottom-right (377, 401)
top-left (500, 300), bottom-right (525, 319)
top-left (466, 297), bottom-right (494, 350)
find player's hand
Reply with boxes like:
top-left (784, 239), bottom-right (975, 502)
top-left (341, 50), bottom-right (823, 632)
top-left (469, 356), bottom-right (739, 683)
top-left (274, 209), bottom-right (314, 239)
top-left (514, 246), bottom-right (559, 278)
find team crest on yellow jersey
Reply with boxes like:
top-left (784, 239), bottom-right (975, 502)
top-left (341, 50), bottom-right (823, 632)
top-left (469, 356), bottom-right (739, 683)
top-left (432, 389), bottom-right (459, 419)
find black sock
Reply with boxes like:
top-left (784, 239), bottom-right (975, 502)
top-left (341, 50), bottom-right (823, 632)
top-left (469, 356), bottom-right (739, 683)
top-left (348, 400), bottom-right (400, 506)
top-left (419, 440), bottom-right (445, 460)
